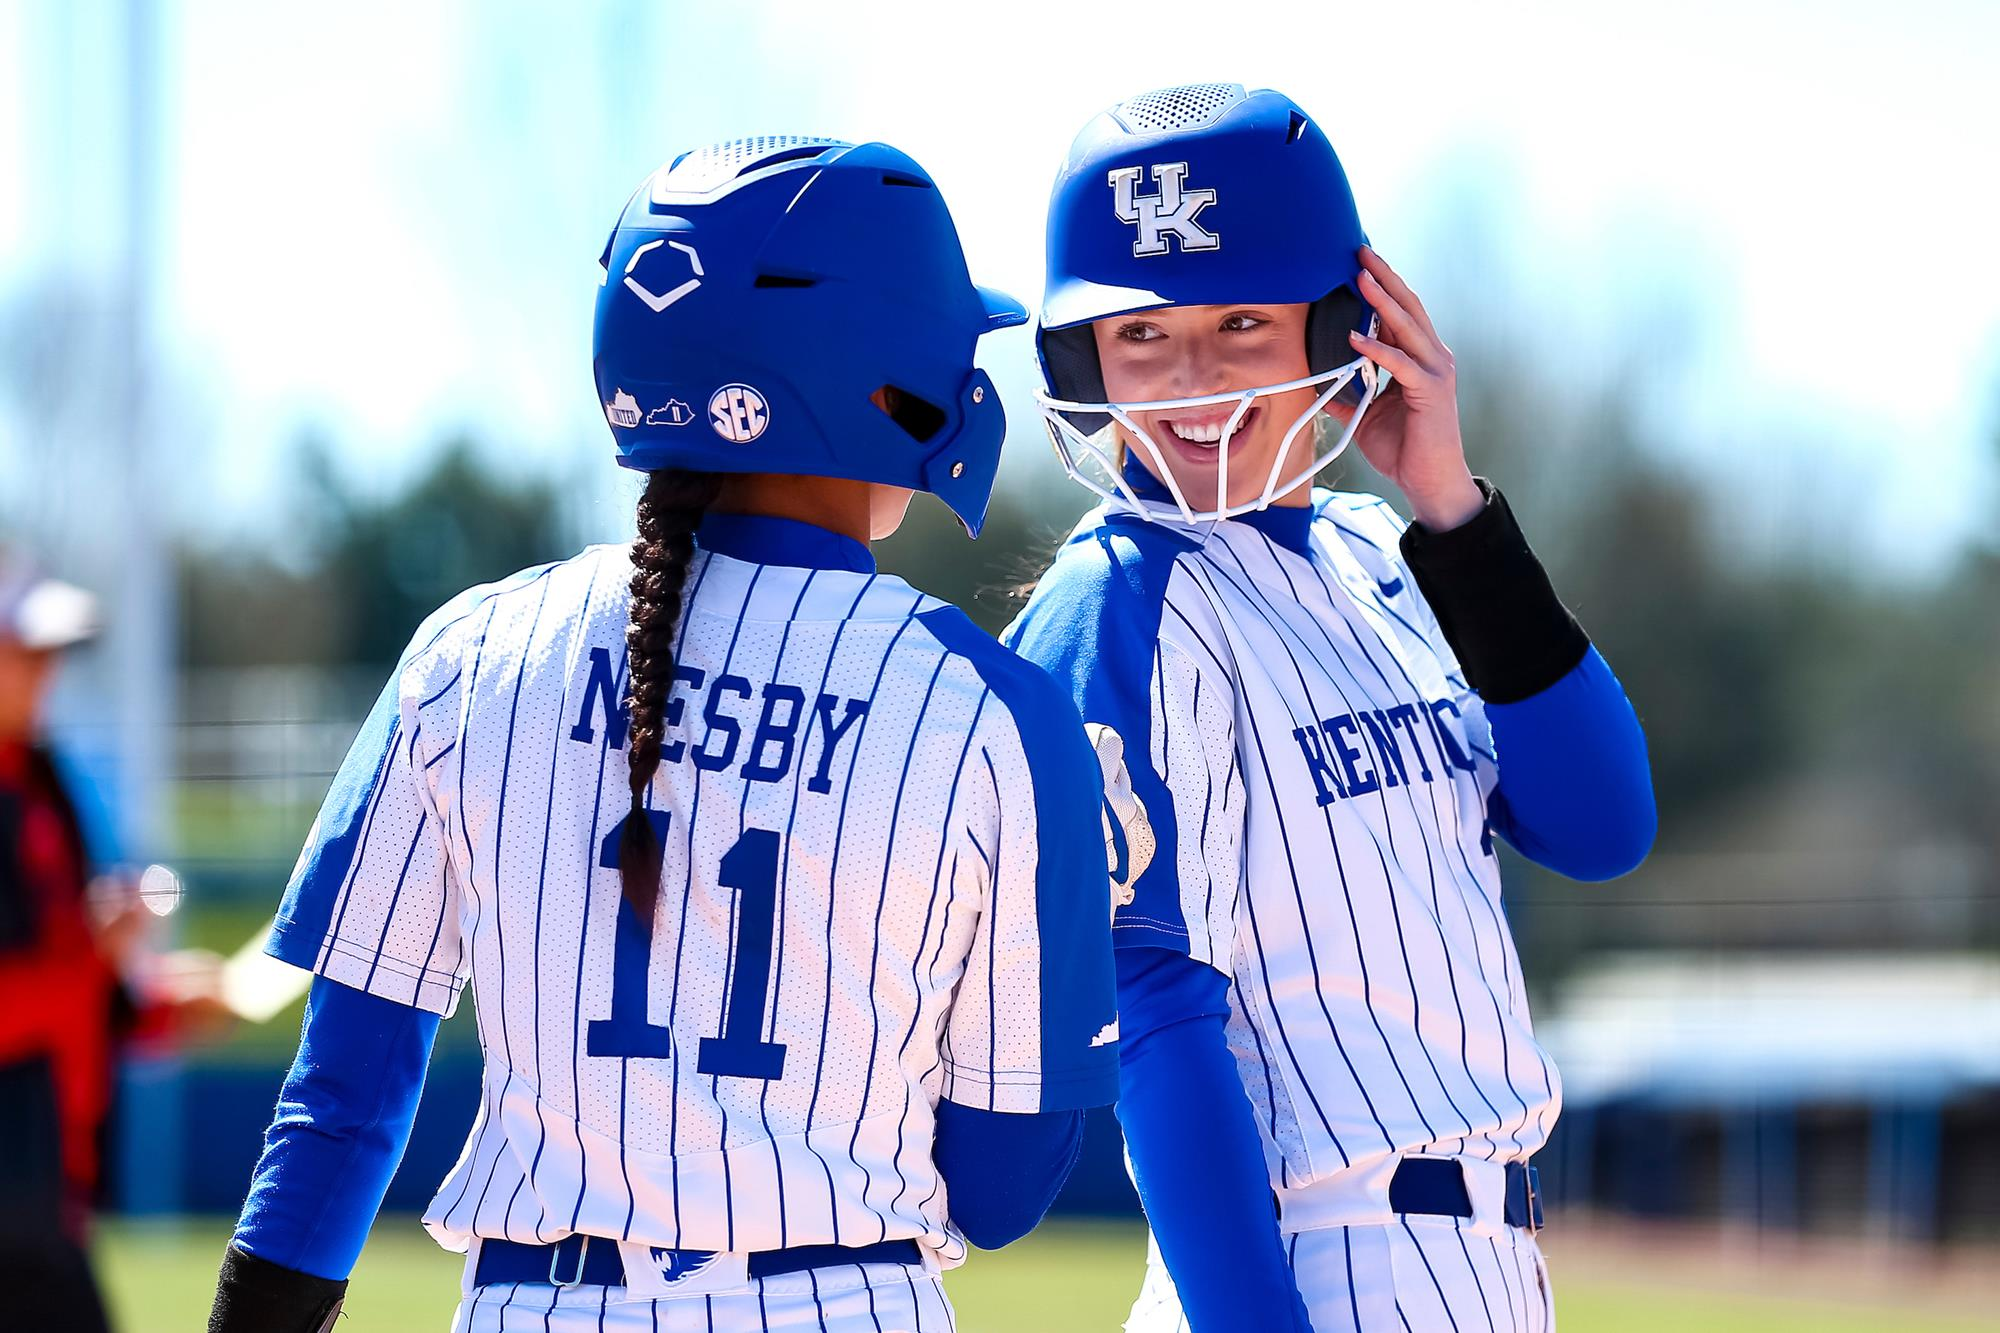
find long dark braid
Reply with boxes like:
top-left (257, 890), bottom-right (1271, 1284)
top-left (620, 467), bottom-right (722, 923)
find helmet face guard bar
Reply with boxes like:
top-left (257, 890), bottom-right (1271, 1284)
top-left (1035, 351), bottom-right (1384, 524)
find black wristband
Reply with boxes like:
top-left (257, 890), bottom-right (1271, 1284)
top-left (208, 1244), bottom-right (347, 1333)
top-left (1397, 479), bottom-right (1589, 705)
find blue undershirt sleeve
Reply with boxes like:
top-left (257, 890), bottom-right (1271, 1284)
top-left (1485, 645), bottom-right (1657, 882)
top-left (1116, 947), bottom-right (1311, 1333)
top-left (933, 1099), bottom-right (1085, 1250)
top-left (231, 974), bottom-right (440, 1280)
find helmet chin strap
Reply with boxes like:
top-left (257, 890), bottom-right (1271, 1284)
top-left (1038, 356), bottom-right (1382, 523)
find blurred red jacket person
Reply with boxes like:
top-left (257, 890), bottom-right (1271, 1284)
top-left (0, 736), bottom-right (117, 1238)
top-left (0, 564), bottom-right (112, 1243)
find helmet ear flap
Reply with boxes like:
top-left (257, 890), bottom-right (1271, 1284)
top-left (1039, 324), bottom-right (1113, 434)
top-left (1305, 284), bottom-right (1374, 407)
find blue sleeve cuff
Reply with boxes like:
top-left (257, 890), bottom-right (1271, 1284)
top-left (1485, 645), bottom-right (1657, 881)
top-left (933, 1099), bottom-right (1085, 1250)
top-left (1117, 943), bottom-right (1231, 1043)
top-left (231, 975), bottom-right (440, 1279)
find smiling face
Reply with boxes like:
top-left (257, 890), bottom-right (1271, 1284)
top-left (1090, 301), bottom-right (1324, 511)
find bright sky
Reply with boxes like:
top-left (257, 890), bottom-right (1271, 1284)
top-left (4, 0), bottom-right (1997, 573)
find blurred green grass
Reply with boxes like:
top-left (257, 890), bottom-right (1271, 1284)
top-left (97, 1218), bottom-right (1995, 1332)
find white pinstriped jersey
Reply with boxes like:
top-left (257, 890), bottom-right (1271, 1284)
top-left (1004, 489), bottom-right (1559, 1212)
top-left (271, 517), bottom-right (1119, 1271)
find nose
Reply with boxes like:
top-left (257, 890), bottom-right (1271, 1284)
top-left (1166, 338), bottom-right (1231, 401)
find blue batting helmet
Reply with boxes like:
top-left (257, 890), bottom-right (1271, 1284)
top-left (593, 137), bottom-right (1027, 536)
top-left (1034, 85), bottom-right (1383, 521)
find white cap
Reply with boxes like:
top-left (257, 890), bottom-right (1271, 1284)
top-left (0, 561), bottom-right (101, 650)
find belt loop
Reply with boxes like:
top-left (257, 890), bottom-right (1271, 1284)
top-left (1524, 1165), bottom-right (1543, 1235)
top-left (550, 1234), bottom-right (591, 1289)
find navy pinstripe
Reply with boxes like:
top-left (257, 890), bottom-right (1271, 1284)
top-left (1298, 552), bottom-right (1517, 1152)
top-left (666, 557), bottom-right (758, 1248)
top-left (842, 646), bottom-right (949, 1219)
top-left (1250, 533), bottom-right (1540, 1156)
top-left (568, 641), bottom-right (631, 1236)
top-left (800, 593), bottom-right (923, 1246)
top-left (883, 688), bottom-right (989, 1227)
top-left (439, 597), bottom-right (505, 1234)
top-left (1189, 531), bottom-right (1542, 1163)
top-left (317, 718), bottom-right (401, 969)
top-left (978, 750), bottom-right (1001, 1112)
top-left (739, 568), bottom-right (828, 1248)
top-left (1197, 547), bottom-right (1450, 1144)
top-left (358, 817), bottom-right (431, 993)
top-left (1233, 534), bottom-right (1500, 1155)
top-left (465, 573), bottom-right (555, 1231)
top-left (509, 560), bottom-right (607, 1241)
top-left (1398, 1217), bottom-right (1465, 1333)
top-left (768, 570), bottom-right (879, 1242)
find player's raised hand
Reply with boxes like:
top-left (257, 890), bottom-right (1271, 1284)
top-left (1343, 247), bottom-right (1485, 531)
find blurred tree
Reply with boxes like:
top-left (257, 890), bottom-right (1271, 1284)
top-left (179, 434), bottom-right (573, 671)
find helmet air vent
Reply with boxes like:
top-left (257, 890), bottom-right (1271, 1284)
top-left (1113, 83), bottom-right (1242, 133)
top-left (873, 385), bottom-right (947, 443)
top-left (658, 136), bottom-right (849, 196)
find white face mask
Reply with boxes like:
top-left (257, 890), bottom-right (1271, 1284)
top-left (1035, 321), bottom-right (1385, 524)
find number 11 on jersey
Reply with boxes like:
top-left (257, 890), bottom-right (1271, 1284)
top-left (586, 813), bottom-right (789, 1081)
top-left (697, 828), bottom-right (787, 1080)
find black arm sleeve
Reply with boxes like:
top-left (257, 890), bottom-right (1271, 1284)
top-left (207, 1244), bottom-right (346, 1333)
top-left (1397, 478), bottom-right (1590, 704)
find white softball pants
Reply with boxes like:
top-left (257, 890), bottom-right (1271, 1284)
top-left (1126, 1217), bottom-right (1555, 1333)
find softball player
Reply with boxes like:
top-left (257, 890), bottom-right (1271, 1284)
top-left (207, 138), bottom-right (1120, 1333)
top-left (1005, 86), bottom-right (1657, 1331)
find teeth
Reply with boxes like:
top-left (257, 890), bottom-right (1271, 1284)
top-left (1169, 419), bottom-right (1225, 444)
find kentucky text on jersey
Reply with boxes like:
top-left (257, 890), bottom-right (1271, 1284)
top-left (267, 513), bottom-right (1118, 1269)
top-left (1291, 698), bottom-right (1480, 807)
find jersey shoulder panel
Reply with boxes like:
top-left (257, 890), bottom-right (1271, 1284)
top-left (1312, 489), bottom-right (1412, 583)
top-left (915, 602), bottom-right (1097, 801)
top-left (1309, 489), bottom-right (1462, 663)
top-left (1002, 513), bottom-right (1207, 711)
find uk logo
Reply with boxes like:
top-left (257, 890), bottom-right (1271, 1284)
top-left (1108, 162), bottom-right (1219, 257)
top-left (709, 384), bottom-right (770, 442)
top-left (648, 1247), bottom-right (719, 1286)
